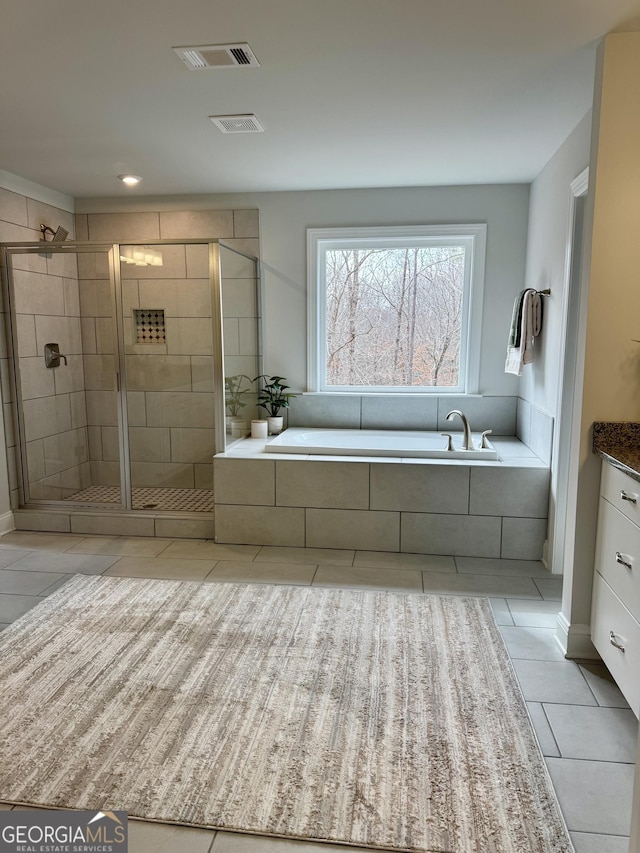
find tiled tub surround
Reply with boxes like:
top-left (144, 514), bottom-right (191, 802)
top-left (288, 393), bottom-right (555, 464)
top-left (213, 436), bottom-right (549, 558)
top-left (517, 397), bottom-right (555, 466)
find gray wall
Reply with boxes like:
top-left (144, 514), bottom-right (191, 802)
top-left (519, 111), bottom-right (592, 572)
top-left (520, 112), bottom-right (592, 416)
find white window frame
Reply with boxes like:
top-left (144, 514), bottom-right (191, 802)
top-left (307, 224), bottom-right (486, 393)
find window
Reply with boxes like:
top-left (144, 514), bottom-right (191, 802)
top-left (307, 225), bottom-right (486, 393)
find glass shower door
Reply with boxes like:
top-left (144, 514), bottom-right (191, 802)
top-left (6, 244), bottom-right (123, 507)
top-left (119, 242), bottom-right (216, 512)
top-left (220, 243), bottom-right (261, 446)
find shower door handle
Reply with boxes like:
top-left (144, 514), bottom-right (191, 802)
top-left (44, 343), bottom-right (68, 368)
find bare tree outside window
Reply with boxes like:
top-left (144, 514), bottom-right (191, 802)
top-left (325, 245), bottom-right (465, 387)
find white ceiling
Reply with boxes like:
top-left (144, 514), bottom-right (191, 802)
top-left (1, 0), bottom-right (639, 199)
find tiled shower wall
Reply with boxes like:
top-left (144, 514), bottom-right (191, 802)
top-left (75, 209), bottom-right (260, 492)
top-left (0, 194), bottom-right (260, 514)
top-left (15, 249), bottom-right (89, 501)
top-left (0, 189), bottom-right (80, 509)
top-left (122, 246), bottom-right (217, 490)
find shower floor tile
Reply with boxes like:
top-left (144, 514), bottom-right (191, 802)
top-left (63, 486), bottom-right (214, 513)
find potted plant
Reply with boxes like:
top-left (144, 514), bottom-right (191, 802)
top-left (253, 374), bottom-right (297, 434)
top-left (225, 374), bottom-right (252, 436)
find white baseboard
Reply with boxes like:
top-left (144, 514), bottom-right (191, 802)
top-left (0, 511), bottom-right (15, 536)
top-left (556, 611), bottom-right (599, 659)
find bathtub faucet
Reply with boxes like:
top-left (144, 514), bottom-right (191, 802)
top-left (445, 410), bottom-right (474, 450)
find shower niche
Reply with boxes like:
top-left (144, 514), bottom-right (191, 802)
top-left (0, 239), bottom-right (260, 525)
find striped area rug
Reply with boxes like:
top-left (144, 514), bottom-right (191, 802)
top-left (0, 577), bottom-right (572, 852)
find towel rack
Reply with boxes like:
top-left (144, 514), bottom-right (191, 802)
top-left (537, 289), bottom-right (551, 297)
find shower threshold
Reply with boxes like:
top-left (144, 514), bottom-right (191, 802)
top-left (63, 486), bottom-right (214, 513)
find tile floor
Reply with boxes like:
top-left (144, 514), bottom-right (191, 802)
top-left (0, 529), bottom-right (636, 853)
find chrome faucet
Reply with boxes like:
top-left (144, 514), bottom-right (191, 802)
top-left (445, 409), bottom-right (474, 450)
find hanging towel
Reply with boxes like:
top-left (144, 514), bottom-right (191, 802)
top-left (505, 289), bottom-right (542, 375)
top-left (508, 288), bottom-right (529, 348)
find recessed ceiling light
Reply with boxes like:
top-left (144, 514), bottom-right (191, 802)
top-left (118, 174), bottom-right (142, 186)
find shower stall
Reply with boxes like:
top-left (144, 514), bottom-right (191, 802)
top-left (0, 239), bottom-right (260, 528)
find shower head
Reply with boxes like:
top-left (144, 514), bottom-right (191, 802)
top-left (40, 224), bottom-right (69, 242)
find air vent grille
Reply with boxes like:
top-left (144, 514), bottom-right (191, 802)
top-left (230, 47), bottom-right (252, 65)
top-left (173, 43), bottom-right (259, 70)
top-left (210, 114), bottom-right (265, 133)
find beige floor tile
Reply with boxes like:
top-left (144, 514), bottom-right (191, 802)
top-left (0, 569), bottom-right (66, 596)
top-left (4, 552), bottom-right (119, 575)
top-left (255, 546), bottom-right (354, 566)
top-left (422, 572), bottom-right (542, 598)
top-left (498, 625), bottom-right (566, 661)
top-left (212, 831), bottom-right (375, 852)
top-left (104, 556), bottom-right (214, 580)
top-left (579, 663), bottom-right (631, 709)
top-left (67, 536), bottom-right (175, 557)
top-left (0, 532), bottom-right (84, 552)
top-left (0, 803), bottom-right (12, 810)
top-left (506, 598), bottom-right (561, 627)
top-left (0, 549), bottom-right (35, 568)
top-left (570, 831), bottom-right (630, 853)
top-left (355, 551), bottom-right (455, 571)
top-left (546, 757), bottom-right (634, 835)
top-left (533, 576), bottom-right (563, 600)
top-left (39, 575), bottom-right (73, 596)
top-left (526, 702), bottom-right (560, 757)
top-left (455, 557), bottom-right (551, 577)
top-left (128, 820), bottom-right (215, 853)
top-left (0, 593), bottom-right (44, 622)
top-left (543, 704), bottom-right (638, 762)
top-left (206, 561), bottom-right (316, 585)
top-left (313, 565), bottom-right (422, 592)
top-left (513, 660), bottom-right (597, 705)
top-left (489, 598), bottom-right (514, 625)
top-left (159, 540), bottom-right (261, 561)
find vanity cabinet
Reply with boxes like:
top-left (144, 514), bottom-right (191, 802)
top-left (591, 463), bottom-right (640, 717)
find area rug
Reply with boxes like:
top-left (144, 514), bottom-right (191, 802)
top-left (0, 576), bottom-right (572, 852)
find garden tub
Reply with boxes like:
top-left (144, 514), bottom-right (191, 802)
top-left (264, 428), bottom-right (498, 460)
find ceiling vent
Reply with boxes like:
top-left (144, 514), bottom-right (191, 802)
top-left (210, 114), bottom-right (265, 133)
top-left (173, 43), bottom-right (260, 70)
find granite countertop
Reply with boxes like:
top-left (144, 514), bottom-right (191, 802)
top-left (593, 422), bottom-right (640, 483)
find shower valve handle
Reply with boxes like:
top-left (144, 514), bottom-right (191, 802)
top-left (44, 343), bottom-right (68, 368)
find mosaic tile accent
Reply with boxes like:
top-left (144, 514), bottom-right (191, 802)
top-left (64, 486), bottom-right (214, 512)
top-left (134, 309), bottom-right (166, 344)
